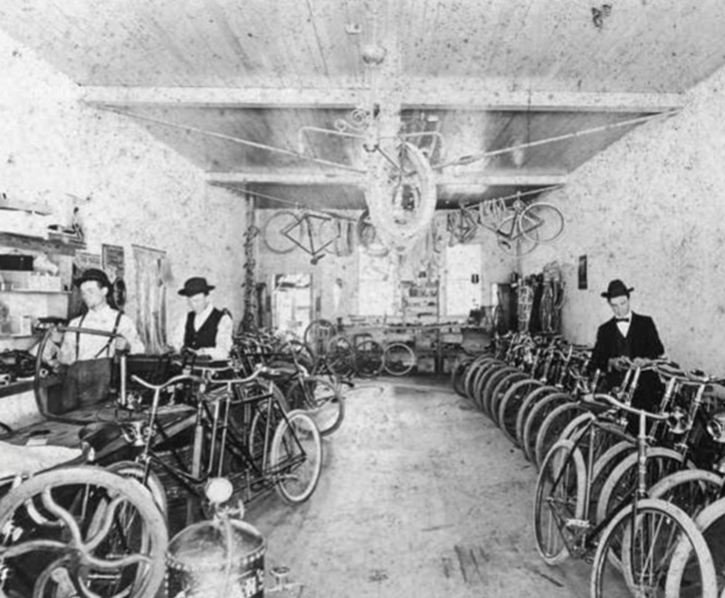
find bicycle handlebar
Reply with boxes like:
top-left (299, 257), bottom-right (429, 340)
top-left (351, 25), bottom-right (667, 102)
top-left (589, 392), bottom-right (671, 422)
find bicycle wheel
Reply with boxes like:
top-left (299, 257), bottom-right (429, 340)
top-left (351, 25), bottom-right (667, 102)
top-left (355, 339), bottom-right (385, 378)
top-left (283, 339), bottom-right (317, 373)
top-left (287, 375), bottom-right (345, 436)
top-left (522, 392), bottom-right (572, 466)
top-left (489, 370), bottom-right (528, 427)
top-left (497, 378), bottom-right (544, 444)
top-left (451, 356), bottom-right (475, 398)
top-left (248, 399), bottom-right (285, 467)
top-left (496, 214), bottom-right (538, 256)
top-left (591, 499), bottom-right (717, 598)
top-left (271, 410), bottom-right (322, 504)
top-left (480, 365), bottom-right (520, 420)
top-left (535, 401), bottom-right (589, 467)
top-left (326, 335), bottom-right (356, 378)
top-left (515, 384), bottom-right (560, 447)
top-left (647, 468), bottom-right (725, 519)
top-left (383, 342), bottom-right (416, 376)
top-left (520, 202), bottom-right (564, 244)
top-left (303, 319), bottom-right (337, 356)
top-left (669, 495), bottom-right (725, 596)
top-left (533, 439), bottom-right (586, 566)
top-left (0, 466), bottom-right (167, 598)
top-left (596, 448), bottom-right (688, 525)
top-left (263, 210), bottom-right (303, 254)
top-left (105, 460), bottom-right (168, 519)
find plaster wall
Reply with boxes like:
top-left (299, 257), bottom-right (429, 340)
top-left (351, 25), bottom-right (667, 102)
top-left (522, 65), bottom-right (725, 373)
top-left (0, 31), bottom-right (247, 424)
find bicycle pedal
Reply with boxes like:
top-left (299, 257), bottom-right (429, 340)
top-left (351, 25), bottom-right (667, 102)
top-left (564, 518), bottom-right (590, 531)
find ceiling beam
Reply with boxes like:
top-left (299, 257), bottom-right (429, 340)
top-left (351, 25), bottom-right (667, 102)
top-left (82, 84), bottom-right (684, 113)
top-left (206, 171), bottom-right (567, 186)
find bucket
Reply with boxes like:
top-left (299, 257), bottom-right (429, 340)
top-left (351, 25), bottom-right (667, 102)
top-left (167, 517), bottom-right (266, 598)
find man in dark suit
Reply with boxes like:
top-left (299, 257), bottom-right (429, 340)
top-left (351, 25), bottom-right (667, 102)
top-left (590, 279), bottom-right (665, 411)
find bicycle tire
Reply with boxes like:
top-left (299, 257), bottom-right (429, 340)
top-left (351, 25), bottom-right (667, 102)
top-left (271, 410), bottom-right (322, 504)
top-left (481, 366), bottom-right (521, 420)
top-left (535, 401), bottom-right (589, 467)
top-left (496, 214), bottom-right (538, 256)
top-left (515, 384), bottom-right (560, 447)
top-left (451, 356), bottom-right (475, 398)
top-left (326, 334), bottom-right (356, 378)
top-left (105, 460), bottom-right (169, 519)
top-left (355, 339), bottom-right (385, 378)
top-left (287, 375), bottom-right (345, 436)
top-left (263, 210), bottom-right (302, 254)
top-left (596, 447), bottom-right (689, 525)
top-left (472, 361), bottom-right (508, 414)
top-left (383, 342), bottom-right (416, 376)
top-left (0, 466), bottom-right (168, 598)
top-left (248, 399), bottom-right (285, 468)
top-left (669, 494), bottom-right (725, 596)
top-left (489, 370), bottom-right (528, 427)
top-left (520, 202), bottom-right (564, 244)
top-left (497, 378), bottom-right (544, 444)
top-left (591, 499), bottom-right (717, 598)
top-left (647, 468), bottom-right (724, 519)
top-left (533, 439), bottom-right (586, 566)
top-left (462, 355), bottom-right (498, 402)
top-left (522, 392), bottom-right (572, 466)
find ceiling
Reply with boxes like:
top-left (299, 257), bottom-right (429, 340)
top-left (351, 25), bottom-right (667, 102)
top-left (2, 0), bottom-right (724, 211)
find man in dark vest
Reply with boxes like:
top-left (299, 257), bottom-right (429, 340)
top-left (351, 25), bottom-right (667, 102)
top-left (590, 279), bottom-right (665, 411)
top-left (171, 277), bottom-right (233, 361)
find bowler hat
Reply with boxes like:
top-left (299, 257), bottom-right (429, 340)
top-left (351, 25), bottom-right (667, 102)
top-left (178, 277), bottom-right (215, 297)
top-left (601, 279), bottom-right (634, 299)
top-left (75, 268), bottom-right (111, 290)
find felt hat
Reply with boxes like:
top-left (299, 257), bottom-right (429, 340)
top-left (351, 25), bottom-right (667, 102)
top-left (601, 279), bottom-right (633, 299)
top-left (178, 277), bottom-right (215, 297)
top-left (75, 268), bottom-right (111, 290)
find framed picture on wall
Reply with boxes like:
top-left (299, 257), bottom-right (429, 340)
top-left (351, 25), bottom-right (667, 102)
top-left (578, 255), bottom-right (588, 290)
top-left (102, 243), bottom-right (125, 282)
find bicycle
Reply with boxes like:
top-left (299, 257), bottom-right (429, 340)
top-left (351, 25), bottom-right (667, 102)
top-left (262, 207), bottom-right (355, 263)
top-left (124, 362), bottom-right (323, 521)
top-left (483, 193), bottom-right (564, 256)
top-left (534, 392), bottom-right (717, 597)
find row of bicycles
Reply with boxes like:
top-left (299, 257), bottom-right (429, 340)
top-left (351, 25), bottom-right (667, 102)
top-left (451, 331), bottom-right (725, 597)
top-left (0, 323), bottom-right (351, 597)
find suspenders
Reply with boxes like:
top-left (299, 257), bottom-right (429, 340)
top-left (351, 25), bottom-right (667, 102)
top-left (75, 311), bottom-right (123, 360)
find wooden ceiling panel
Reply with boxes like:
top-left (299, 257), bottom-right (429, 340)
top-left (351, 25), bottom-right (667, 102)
top-left (2, 0), bottom-right (721, 209)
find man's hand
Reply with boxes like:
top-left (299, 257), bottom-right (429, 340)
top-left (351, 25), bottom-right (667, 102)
top-left (608, 356), bottom-right (625, 371)
top-left (114, 336), bottom-right (130, 353)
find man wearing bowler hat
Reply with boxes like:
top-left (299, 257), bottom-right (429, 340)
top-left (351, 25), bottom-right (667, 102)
top-left (590, 279), bottom-right (665, 410)
top-left (171, 277), bottom-right (233, 361)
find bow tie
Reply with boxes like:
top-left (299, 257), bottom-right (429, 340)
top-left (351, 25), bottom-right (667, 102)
top-left (615, 317), bottom-right (630, 323)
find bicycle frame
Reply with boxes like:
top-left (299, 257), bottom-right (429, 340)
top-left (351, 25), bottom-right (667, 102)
top-left (129, 371), bottom-right (307, 508)
top-left (544, 398), bottom-right (673, 560)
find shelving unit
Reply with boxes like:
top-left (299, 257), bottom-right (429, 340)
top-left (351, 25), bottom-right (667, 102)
top-left (0, 232), bottom-right (76, 398)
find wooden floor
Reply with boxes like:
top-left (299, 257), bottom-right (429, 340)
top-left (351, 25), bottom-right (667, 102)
top-left (238, 376), bottom-right (592, 598)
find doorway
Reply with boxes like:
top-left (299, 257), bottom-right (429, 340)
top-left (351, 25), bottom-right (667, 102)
top-left (272, 274), bottom-right (312, 340)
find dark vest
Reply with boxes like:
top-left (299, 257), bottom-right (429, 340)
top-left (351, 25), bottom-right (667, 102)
top-left (184, 308), bottom-right (225, 350)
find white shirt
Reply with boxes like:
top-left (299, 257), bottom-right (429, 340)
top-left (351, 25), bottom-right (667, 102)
top-left (59, 304), bottom-right (145, 363)
top-left (616, 312), bottom-right (632, 337)
top-left (171, 303), bottom-right (233, 361)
